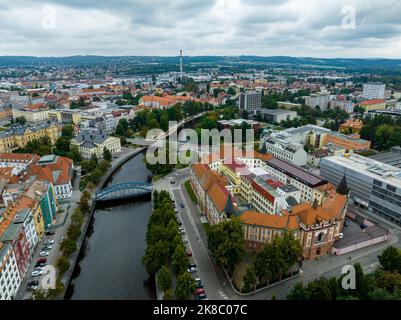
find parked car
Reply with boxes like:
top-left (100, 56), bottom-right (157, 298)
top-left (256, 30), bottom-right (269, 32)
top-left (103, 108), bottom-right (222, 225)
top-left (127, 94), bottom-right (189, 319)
top-left (360, 223), bottom-right (368, 229)
top-left (344, 219), bottom-right (350, 227)
top-left (42, 245), bottom-right (53, 251)
top-left (39, 251), bottom-right (49, 257)
top-left (31, 270), bottom-right (43, 277)
top-left (195, 293), bottom-right (207, 300)
top-left (59, 237), bottom-right (65, 244)
top-left (37, 258), bottom-right (47, 264)
top-left (28, 280), bottom-right (39, 286)
top-left (45, 231), bottom-right (55, 236)
top-left (27, 285), bottom-right (38, 291)
top-left (196, 288), bottom-right (205, 295)
top-left (186, 250), bottom-right (192, 257)
top-left (35, 262), bottom-right (46, 268)
top-left (195, 278), bottom-right (203, 288)
top-left (34, 267), bottom-right (43, 272)
top-left (183, 238), bottom-right (188, 244)
top-left (179, 229), bottom-right (185, 235)
top-left (338, 233), bottom-right (344, 239)
top-left (177, 220), bottom-right (182, 226)
top-left (44, 239), bottom-right (55, 245)
top-left (180, 202), bottom-right (185, 208)
top-left (187, 264), bottom-right (197, 273)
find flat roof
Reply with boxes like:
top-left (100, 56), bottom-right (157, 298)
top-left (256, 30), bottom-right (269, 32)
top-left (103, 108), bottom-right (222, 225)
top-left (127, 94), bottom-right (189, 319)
top-left (369, 151), bottom-right (401, 169)
top-left (267, 157), bottom-right (328, 187)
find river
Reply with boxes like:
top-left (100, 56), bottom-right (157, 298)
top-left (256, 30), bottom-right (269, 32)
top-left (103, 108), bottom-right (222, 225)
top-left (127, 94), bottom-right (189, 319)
top-left (65, 151), bottom-right (156, 300)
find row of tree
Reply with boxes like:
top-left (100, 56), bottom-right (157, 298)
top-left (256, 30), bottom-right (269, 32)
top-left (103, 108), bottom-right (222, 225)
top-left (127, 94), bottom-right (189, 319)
top-left (142, 190), bottom-right (196, 300)
top-left (287, 246), bottom-right (401, 300)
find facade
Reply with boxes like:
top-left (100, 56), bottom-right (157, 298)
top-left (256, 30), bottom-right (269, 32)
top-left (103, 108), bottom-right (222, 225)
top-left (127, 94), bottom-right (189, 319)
top-left (329, 100), bottom-right (354, 114)
top-left (256, 108), bottom-right (297, 123)
top-left (277, 102), bottom-right (302, 109)
top-left (320, 153), bottom-right (401, 225)
top-left (0, 122), bottom-right (61, 153)
top-left (13, 208), bottom-right (38, 256)
top-left (217, 119), bottom-right (261, 131)
top-left (48, 109), bottom-right (82, 125)
top-left (366, 108), bottom-right (401, 119)
top-left (304, 93), bottom-right (330, 111)
top-left (359, 99), bottom-right (386, 111)
top-left (262, 136), bottom-right (307, 166)
top-left (323, 132), bottom-right (371, 151)
top-left (0, 243), bottom-right (21, 300)
top-left (70, 129), bottom-right (121, 159)
top-left (0, 153), bottom-right (39, 175)
top-left (239, 91), bottom-right (262, 115)
top-left (362, 83), bottom-right (385, 99)
top-left (264, 157), bottom-right (329, 204)
top-left (339, 119), bottom-right (364, 134)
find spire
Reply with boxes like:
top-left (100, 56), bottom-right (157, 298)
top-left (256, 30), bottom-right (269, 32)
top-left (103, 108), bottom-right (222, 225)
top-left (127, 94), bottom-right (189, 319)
top-left (336, 175), bottom-right (349, 196)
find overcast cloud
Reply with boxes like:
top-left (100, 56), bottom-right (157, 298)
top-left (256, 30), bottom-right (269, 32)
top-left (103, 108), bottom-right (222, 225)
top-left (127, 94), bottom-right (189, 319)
top-left (0, 0), bottom-right (400, 58)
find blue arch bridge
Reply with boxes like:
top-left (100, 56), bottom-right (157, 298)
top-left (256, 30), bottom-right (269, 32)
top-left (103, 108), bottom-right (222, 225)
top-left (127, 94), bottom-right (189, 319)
top-left (94, 182), bottom-right (153, 202)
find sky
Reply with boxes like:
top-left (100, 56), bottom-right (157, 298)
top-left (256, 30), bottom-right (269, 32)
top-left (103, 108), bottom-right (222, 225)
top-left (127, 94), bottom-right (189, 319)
top-left (0, 0), bottom-right (401, 58)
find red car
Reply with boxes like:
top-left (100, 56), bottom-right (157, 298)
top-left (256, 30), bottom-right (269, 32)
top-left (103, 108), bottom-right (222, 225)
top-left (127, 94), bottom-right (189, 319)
top-left (186, 251), bottom-right (192, 257)
top-left (196, 288), bottom-right (205, 295)
top-left (37, 258), bottom-right (47, 263)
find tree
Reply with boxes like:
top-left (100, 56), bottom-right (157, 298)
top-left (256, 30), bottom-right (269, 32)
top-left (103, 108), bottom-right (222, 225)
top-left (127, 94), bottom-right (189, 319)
top-left (287, 282), bottom-right (309, 300)
top-left (163, 288), bottom-right (174, 300)
top-left (172, 244), bottom-right (188, 275)
top-left (142, 240), bottom-right (169, 275)
top-left (374, 124), bottom-right (401, 151)
top-left (103, 147), bottom-right (112, 161)
top-left (157, 266), bottom-right (172, 292)
top-left (16, 116), bottom-right (26, 125)
top-left (56, 256), bottom-right (70, 276)
top-left (242, 266), bottom-right (257, 292)
top-left (61, 125), bottom-right (74, 139)
top-left (207, 218), bottom-right (244, 275)
top-left (115, 118), bottom-right (129, 136)
top-left (378, 246), bottom-right (401, 273)
top-left (60, 238), bottom-right (77, 257)
top-left (175, 272), bottom-right (196, 300)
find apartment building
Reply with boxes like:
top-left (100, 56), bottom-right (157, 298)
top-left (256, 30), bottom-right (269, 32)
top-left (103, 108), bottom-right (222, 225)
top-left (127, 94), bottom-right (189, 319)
top-left (329, 99), bottom-right (355, 114)
top-left (261, 136), bottom-right (307, 166)
top-left (304, 93), bottom-right (330, 111)
top-left (320, 153), bottom-right (401, 225)
top-left (12, 103), bottom-right (50, 123)
top-left (359, 99), bottom-right (386, 111)
top-left (0, 153), bottom-right (39, 175)
top-left (0, 243), bottom-right (21, 300)
top-left (362, 83), bottom-right (385, 99)
top-left (239, 91), bottom-right (262, 115)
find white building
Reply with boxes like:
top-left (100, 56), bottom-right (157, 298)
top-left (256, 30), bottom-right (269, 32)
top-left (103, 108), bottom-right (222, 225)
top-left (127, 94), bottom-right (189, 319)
top-left (13, 208), bottom-right (38, 255)
top-left (0, 243), bottom-right (22, 300)
top-left (304, 93), bottom-right (330, 111)
top-left (239, 91), bottom-right (262, 115)
top-left (362, 83), bottom-right (385, 99)
top-left (0, 153), bottom-right (38, 175)
top-left (262, 137), bottom-right (307, 166)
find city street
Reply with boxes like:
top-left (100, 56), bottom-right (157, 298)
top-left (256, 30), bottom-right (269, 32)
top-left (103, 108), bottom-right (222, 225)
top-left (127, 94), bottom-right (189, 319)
top-left (154, 167), bottom-right (401, 300)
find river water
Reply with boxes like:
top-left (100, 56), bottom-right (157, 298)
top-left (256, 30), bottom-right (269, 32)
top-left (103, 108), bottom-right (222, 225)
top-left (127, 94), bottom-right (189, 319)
top-left (65, 151), bottom-right (156, 300)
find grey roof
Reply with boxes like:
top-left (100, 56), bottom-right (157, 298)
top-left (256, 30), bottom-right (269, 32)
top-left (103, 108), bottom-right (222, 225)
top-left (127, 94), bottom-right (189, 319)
top-left (279, 184), bottom-right (299, 193)
top-left (13, 208), bottom-right (31, 224)
top-left (286, 196), bottom-right (299, 207)
top-left (0, 121), bottom-right (53, 138)
top-left (0, 223), bottom-right (22, 242)
top-left (0, 243), bottom-right (12, 261)
top-left (257, 108), bottom-right (297, 115)
top-left (38, 155), bottom-right (57, 164)
top-left (73, 129), bottom-right (109, 145)
top-left (369, 151), bottom-right (401, 169)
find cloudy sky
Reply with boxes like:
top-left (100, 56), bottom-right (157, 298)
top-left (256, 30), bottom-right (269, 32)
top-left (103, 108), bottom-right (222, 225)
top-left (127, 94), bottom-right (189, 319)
top-left (0, 0), bottom-right (400, 58)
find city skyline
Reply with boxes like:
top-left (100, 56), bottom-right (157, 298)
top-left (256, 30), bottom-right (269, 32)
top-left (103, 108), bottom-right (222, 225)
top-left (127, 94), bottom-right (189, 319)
top-left (0, 0), bottom-right (401, 58)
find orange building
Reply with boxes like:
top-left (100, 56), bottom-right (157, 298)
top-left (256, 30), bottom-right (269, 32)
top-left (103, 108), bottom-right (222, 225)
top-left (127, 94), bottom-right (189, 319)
top-left (339, 119), bottom-right (364, 134)
top-left (323, 132), bottom-right (371, 151)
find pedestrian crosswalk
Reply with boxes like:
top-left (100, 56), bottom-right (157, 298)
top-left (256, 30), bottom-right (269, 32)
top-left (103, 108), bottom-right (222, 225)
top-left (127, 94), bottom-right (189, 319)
top-left (218, 288), bottom-right (229, 300)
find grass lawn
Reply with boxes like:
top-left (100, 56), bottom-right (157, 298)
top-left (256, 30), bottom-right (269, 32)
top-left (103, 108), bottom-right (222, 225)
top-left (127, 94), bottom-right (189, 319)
top-left (184, 180), bottom-right (198, 204)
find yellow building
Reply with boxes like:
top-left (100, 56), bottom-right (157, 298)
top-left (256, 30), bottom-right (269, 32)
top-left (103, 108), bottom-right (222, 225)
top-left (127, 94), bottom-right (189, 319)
top-left (48, 109), bottom-right (82, 125)
top-left (0, 122), bottom-right (61, 153)
top-left (359, 99), bottom-right (386, 111)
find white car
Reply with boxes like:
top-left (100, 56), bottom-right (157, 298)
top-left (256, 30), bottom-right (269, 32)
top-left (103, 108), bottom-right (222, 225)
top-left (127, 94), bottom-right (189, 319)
top-left (44, 240), bottom-right (55, 245)
top-left (31, 270), bottom-right (43, 277)
top-left (39, 251), bottom-right (49, 257)
top-left (338, 233), bottom-right (344, 239)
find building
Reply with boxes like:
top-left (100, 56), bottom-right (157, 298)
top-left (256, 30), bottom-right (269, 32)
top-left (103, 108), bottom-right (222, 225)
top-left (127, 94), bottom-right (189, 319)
top-left (264, 157), bottom-right (329, 204)
top-left (70, 129), bottom-right (121, 159)
top-left (358, 99), bottom-right (386, 111)
top-left (304, 93), bottom-right (330, 111)
top-left (256, 108), bottom-right (297, 123)
top-left (0, 104), bottom-right (12, 122)
top-left (48, 109), bottom-right (82, 125)
top-left (240, 184), bottom-right (348, 259)
top-left (368, 146), bottom-right (401, 169)
top-left (0, 153), bottom-right (39, 175)
top-left (339, 119), bottom-right (364, 134)
top-left (12, 208), bottom-right (38, 256)
top-left (366, 108), bottom-right (401, 119)
top-left (0, 122), bottom-right (61, 153)
top-left (217, 119), bottom-right (261, 131)
top-left (320, 153), bottom-right (401, 225)
top-left (12, 103), bottom-right (50, 123)
top-left (0, 243), bottom-right (21, 300)
top-left (239, 91), bottom-right (262, 115)
top-left (262, 136), bottom-right (307, 166)
top-left (323, 132), bottom-right (371, 151)
top-left (362, 83), bottom-right (385, 99)
top-left (27, 154), bottom-right (74, 200)
top-left (329, 99), bottom-right (354, 114)
top-left (277, 102), bottom-right (302, 109)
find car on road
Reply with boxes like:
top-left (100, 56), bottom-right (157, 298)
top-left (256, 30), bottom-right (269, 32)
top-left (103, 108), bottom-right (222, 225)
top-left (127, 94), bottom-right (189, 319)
top-left (59, 237), bottom-right (65, 244)
top-left (187, 264), bottom-right (197, 273)
top-left (183, 238), bottom-right (188, 244)
top-left (195, 293), bottom-right (207, 300)
top-left (344, 219), bottom-right (350, 227)
top-left (31, 270), bottom-right (43, 277)
top-left (27, 285), bottom-right (38, 291)
top-left (39, 251), bottom-right (49, 257)
top-left (186, 250), bottom-right (192, 257)
top-left (44, 239), bottom-right (55, 245)
top-left (28, 280), bottom-right (39, 286)
top-left (170, 180), bottom-right (176, 184)
top-left (42, 245), bottom-right (53, 250)
top-left (360, 223), bottom-right (368, 229)
top-left (179, 227), bottom-right (185, 235)
top-left (35, 262), bottom-right (46, 268)
top-left (180, 202), bottom-right (185, 208)
top-left (34, 267), bottom-right (43, 272)
top-left (195, 278), bottom-right (203, 288)
top-left (45, 231), bottom-right (55, 236)
top-left (177, 220), bottom-right (182, 226)
top-left (338, 233), bottom-right (344, 239)
top-left (37, 258), bottom-right (47, 263)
